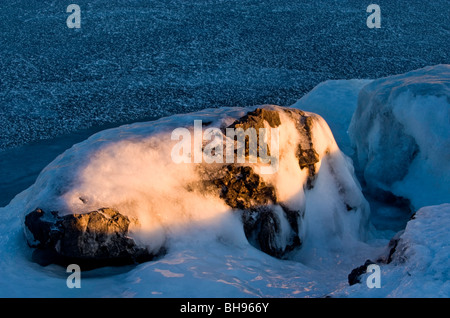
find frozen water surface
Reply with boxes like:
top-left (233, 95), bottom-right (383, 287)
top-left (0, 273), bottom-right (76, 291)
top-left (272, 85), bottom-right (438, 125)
top-left (1, 0), bottom-right (449, 150)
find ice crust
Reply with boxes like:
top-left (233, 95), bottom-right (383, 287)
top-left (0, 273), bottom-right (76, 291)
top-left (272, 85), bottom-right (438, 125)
top-left (349, 64), bottom-right (450, 210)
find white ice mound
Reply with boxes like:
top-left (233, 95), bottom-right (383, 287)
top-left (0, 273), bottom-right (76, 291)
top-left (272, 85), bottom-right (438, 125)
top-left (22, 105), bottom-right (370, 264)
top-left (349, 64), bottom-right (450, 210)
top-left (339, 203), bottom-right (450, 298)
top-left (292, 79), bottom-right (373, 156)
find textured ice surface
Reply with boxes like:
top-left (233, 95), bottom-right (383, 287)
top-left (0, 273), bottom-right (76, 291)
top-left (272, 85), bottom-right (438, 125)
top-left (291, 78), bottom-right (412, 232)
top-left (292, 79), bottom-right (373, 156)
top-left (349, 65), bottom-right (450, 210)
top-left (1, 0), bottom-right (449, 150)
top-left (334, 204), bottom-right (450, 298)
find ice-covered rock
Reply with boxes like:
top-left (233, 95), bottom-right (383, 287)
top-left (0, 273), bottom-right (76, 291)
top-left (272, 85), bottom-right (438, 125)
top-left (22, 105), bottom-right (370, 266)
top-left (349, 64), bottom-right (450, 210)
top-left (347, 259), bottom-right (376, 286)
top-left (24, 208), bottom-right (157, 268)
top-left (340, 203), bottom-right (450, 297)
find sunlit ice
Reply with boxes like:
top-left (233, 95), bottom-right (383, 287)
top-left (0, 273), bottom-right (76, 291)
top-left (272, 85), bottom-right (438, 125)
top-left (170, 119), bottom-right (280, 175)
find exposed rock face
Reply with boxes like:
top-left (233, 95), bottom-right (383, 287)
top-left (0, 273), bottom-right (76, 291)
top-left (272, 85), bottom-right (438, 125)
top-left (24, 208), bottom-right (156, 268)
top-left (208, 164), bottom-right (300, 257)
top-left (211, 165), bottom-right (277, 210)
top-left (228, 107), bottom-right (282, 130)
top-left (295, 116), bottom-right (320, 189)
top-left (348, 259), bottom-right (376, 286)
top-left (241, 206), bottom-right (301, 258)
top-left (226, 107), bottom-right (319, 188)
top-left (225, 108), bottom-right (282, 158)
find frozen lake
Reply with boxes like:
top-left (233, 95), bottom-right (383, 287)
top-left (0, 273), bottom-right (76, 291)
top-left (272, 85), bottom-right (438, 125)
top-left (1, 0), bottom-right (449, 150)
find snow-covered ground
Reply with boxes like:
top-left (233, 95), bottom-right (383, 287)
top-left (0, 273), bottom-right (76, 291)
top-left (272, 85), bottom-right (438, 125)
top-left (334, 203), bottom-right (450, 298)
top-left (0, 189), bottom-right (387, 298)
top-left (1, 65), bottom-right (448, 298)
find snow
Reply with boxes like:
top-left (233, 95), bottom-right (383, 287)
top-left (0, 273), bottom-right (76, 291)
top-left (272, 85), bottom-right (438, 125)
top-left (0, 176), bottom-right (383, 298)
top-left (292, 79), bottom-right (373, 156)
top-left (348, 64), bottom-right (450, 210)
top-left (334, 204), bottom-right (450, 298)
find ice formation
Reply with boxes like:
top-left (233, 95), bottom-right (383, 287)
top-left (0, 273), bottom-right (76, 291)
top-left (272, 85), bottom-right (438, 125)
top-left (336, 203), bottom-right (450, 297)
top-left (349, 64), bottom-right (450, 210)
top-left (21, 105), bottom-right (370, 266)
